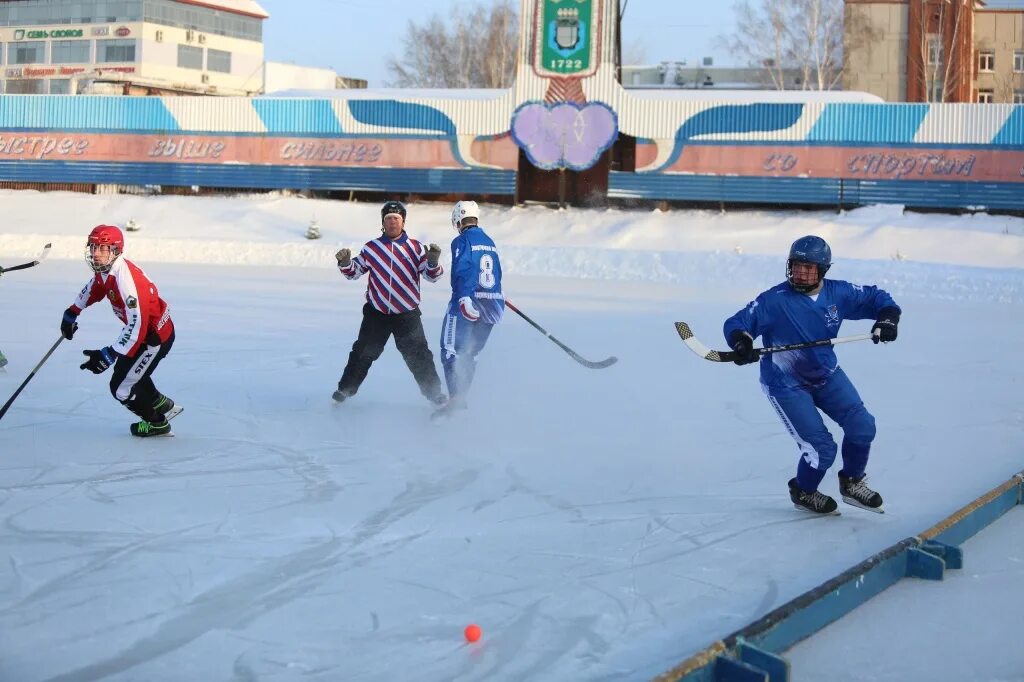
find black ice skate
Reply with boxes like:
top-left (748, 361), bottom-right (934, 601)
top-left (788, 478), bottom-right (839, 515)
top-left (130, 419), bottom-right (172, 437)
top-left (839, 474), bottom-right (885, 513)
top-left (153, 394), bottom-right (183, 421)
top-left (332, 388), bottom-right (354, 403)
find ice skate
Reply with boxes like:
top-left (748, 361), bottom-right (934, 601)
top-left (788, 478), bottom-right (840, 515)
top-left (130, 419), bottom-right (173, 438)
top-left (839, 474), bottom-right (885, 513)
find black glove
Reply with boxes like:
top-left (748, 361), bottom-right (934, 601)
top-left (80, 346), bottom-right (116, 374)
top-left (871, 307), bottom-right (900, 344)
top-left (729, 330), bottom-right (760, 366)
top-left (426, 243), bottom-right (442, 268)
top-left (335, 248), bottom-right (351, 267)
top-left (61, 308), bottom-right (79, 340)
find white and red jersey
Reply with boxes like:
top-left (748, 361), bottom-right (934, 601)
top-left (340, 232), bottom-right (443, 314)
top-left (69, 256), bottom-right (173, 356)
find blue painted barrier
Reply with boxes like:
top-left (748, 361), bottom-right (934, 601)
top-left (653, 470), bottom-right (1024, 682)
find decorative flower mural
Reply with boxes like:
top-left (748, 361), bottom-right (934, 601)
top-left (510, 101), bottom-right (618, 171)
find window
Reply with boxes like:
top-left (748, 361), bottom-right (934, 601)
top-left (11, 41), bottom-right (46, 64)
top-left (927, 37), bottom-right (942, 66)
top-left (207, 48), bottom-right (231, 73)
top-left (51, 40), bottom-right (91, 64)
top-left (6, 78), bottom-right (46, 94)
top-left (0, 1), bottom-right (143, 26)
top-left (98, 39), bottom-right (135, 62)
top-left (144, 0), bottom-right (263, 41)
top-left (49, 78), bottom-right (71, 95)
top-left (977, 89), bottom-right (994, 103)
top-left (978, 50), bottom-right (995, 72)
top-left (1015, 50), bottom-right (1024, 73)
top-left (1014, 91), bottom-right (1024, 104)
top-left (177, 44), bottom-right (203, 70)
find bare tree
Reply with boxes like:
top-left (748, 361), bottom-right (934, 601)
top-left (911, 0), bottom-right (970, 102)
top-left (721, 0), bottom-right (846, 90)
top-left (386, 0), bottom-right (518, 88)
top-left (992, 68), bottom-right (1023, 103)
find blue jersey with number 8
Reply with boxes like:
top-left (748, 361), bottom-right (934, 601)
top-left (449, 225), bottom-right (504, 324)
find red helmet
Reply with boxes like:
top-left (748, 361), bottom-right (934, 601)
top-left (85, 224), bottom-right (124, 273)
top-left (88, 224), bottom-right (124, 250)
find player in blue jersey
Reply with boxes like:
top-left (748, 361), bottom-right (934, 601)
top-left (435, 200), bottom-right (504, 417)
top-left (723, 235), bottom-right (901, 515)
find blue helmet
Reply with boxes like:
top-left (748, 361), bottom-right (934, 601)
top-left (787, 235), bottom-right (831, 292)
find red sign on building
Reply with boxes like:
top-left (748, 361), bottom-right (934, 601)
top-left (115, 26), bottom-right (131, 37)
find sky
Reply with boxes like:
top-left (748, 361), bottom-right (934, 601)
top-left (258, 0), bottom-right (737, 87)
top-left (0, 192), bottom-right (1022, 680)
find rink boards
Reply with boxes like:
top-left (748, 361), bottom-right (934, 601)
top-left (653, 469), bottom-right (1024, 682)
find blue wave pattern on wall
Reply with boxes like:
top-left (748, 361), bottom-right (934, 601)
top-left (0, 95), bottom-right (180, 132)
top-left (348, 100), bottom-right (456, 135)
top-left (676, 103), bottom-right (805, 141)
top-left (252, 99), bottom-right (343, 135)
top-left (807, 104), bottom-right (930, 143)
top-left (992, 107), bottom-right (1024, 145)
top-left (657, 103), bottom-right (804, 170)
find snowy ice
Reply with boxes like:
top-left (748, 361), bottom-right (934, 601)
top-left (0, 191), bottom-right (1022, 681)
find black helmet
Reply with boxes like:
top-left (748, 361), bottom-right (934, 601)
top-left (381, 200), bottom-right (407, 225)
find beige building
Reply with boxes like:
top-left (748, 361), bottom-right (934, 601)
top-left (0, 0), bottom-right (268, 95)
top-left (844, 0), bottom-right (1024, 103)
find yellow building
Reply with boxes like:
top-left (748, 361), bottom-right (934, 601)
top-left (844, 0), bottom-right (1024, 103)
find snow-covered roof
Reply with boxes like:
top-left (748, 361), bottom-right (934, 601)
top-left (263, 88), bottom-right (508, 101)
top-left (264, 87), bottom-right (884, 104)
top-left (175, 0), bottom-right (269, 19)
top-left (622, 88), bottom-right (885, 103)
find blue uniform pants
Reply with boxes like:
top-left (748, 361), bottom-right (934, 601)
top-left (440, 308), bottom-right (494, 406)
top-left (762, 367), bottom-right (877, 493)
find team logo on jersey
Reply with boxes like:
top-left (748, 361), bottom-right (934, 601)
top-left (825, 304), bottom-right (840, 328)
top-left (126, 295), bottom-right (138, 309)
top-left (108, 290), bottom-right (118, 303)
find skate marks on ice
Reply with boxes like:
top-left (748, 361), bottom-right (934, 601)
top-left (0, 468), bottom-right (481, 682)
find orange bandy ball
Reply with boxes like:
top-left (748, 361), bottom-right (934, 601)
top-left (464, 624), bottom-right (482, 642)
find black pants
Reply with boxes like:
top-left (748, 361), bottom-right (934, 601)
top-left (109, 328), bottom-right (175, 423)
top-left (339, 304), bottom-right (443, 401)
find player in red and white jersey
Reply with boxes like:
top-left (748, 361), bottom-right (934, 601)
top-left (60, 225), bottom-right (179, 437)
top-left (332, 201), bottom-right (447, 406)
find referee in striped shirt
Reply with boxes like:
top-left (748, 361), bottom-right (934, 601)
top-left (333, 201), bottom-right (447, 406)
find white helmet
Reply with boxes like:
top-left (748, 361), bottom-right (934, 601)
top-left (451, 200), bottom-right (480, 233)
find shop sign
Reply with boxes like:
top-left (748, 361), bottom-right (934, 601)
top-left (19, 29), bottom-right (85, 39)
top-left (116, 26), bottom-right (131, 37)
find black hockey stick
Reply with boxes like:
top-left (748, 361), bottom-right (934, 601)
top-left (674, 321), bottom-right (873, 363)
top-left (1, 243), bottom-right (52, 274)
top-left (0, 336), bottom-right (63, 422)
top-left (506, 300), bottom-right (617, 369)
